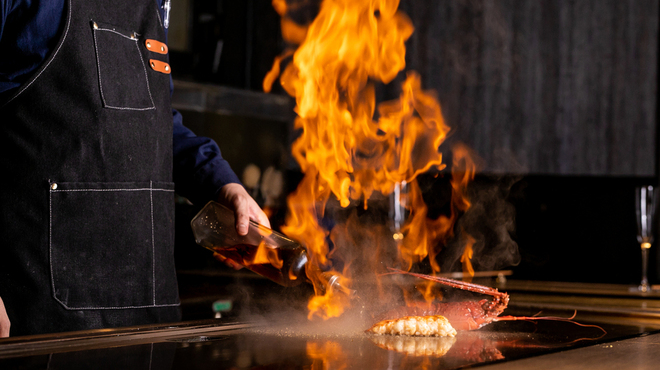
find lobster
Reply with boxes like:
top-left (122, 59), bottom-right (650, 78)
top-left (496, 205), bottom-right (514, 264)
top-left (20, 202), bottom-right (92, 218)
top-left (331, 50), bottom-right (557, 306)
top-left (374, 268), bottom-right (606, 333)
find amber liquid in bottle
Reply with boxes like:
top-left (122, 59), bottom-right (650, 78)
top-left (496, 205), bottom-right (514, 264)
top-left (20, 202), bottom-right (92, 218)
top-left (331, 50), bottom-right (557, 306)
top-left (210, 243), bottom-right (308, 287)
top-left (192, 201), bottom-right (352, 294)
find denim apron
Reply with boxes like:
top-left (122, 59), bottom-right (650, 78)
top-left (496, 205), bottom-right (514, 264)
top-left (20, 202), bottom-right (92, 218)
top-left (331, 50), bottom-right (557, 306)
top-left (0, 0), bottom-right (180, 335)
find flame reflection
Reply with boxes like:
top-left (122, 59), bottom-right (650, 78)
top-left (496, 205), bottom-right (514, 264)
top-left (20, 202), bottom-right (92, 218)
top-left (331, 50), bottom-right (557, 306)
top-left (370, 335), bottom-right (456, 357)
top-left (306, 341), bottom-right (347, 370)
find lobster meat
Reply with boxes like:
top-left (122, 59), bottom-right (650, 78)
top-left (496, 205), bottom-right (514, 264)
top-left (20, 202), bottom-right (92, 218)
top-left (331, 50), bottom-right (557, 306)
top-left (374, 268), bottom-right (606, 333)
top-left (368, 314), bottom-right (457, 337)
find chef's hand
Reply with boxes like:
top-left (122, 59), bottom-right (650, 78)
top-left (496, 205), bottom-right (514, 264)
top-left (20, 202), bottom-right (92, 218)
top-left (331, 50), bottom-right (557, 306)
top-left (217, 183), bottom-right (271, 234)
top-left (0, 296), bottom-right (10, 338)
top-left (215, 183), bottom-right (271, 270)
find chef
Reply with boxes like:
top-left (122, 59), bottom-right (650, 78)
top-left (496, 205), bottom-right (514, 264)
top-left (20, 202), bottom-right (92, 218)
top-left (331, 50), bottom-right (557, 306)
top-left (0, 0), bottom-right (269, 337)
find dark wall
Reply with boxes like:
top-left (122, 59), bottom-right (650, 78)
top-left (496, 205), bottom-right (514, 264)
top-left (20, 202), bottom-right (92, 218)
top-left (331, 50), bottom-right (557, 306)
top-left (397, 0), bottom-right (658, 176)
top-left (507, 175), bottom-right (657, 284)
top-left (169, 0), bottom-right (283, 91)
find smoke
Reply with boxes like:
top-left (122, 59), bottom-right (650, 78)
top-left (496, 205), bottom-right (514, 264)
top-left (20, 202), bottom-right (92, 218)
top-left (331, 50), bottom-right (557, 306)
top-left (440, 174), bottom-right (521, 273)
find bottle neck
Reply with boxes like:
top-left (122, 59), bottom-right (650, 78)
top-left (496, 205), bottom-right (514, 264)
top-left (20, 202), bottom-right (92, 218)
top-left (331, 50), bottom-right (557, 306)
top-left (301, 251), bottom-right (356, 297)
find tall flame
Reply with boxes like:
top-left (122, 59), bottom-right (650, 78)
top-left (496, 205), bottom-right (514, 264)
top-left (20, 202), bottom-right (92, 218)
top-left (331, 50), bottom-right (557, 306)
top-left (266, 0), bottom-right (474, 318)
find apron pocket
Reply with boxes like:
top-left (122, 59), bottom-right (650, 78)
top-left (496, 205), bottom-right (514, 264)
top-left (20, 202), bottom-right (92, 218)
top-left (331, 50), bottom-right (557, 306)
top-left (49, 181), bottom-right (179, 309)
top-left (91, 20), bottom-right (155, 110)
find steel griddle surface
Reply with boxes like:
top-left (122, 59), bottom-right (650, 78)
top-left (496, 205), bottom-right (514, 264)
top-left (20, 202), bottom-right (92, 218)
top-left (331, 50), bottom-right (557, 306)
top-left (0, 307), bottom-right (655, 370)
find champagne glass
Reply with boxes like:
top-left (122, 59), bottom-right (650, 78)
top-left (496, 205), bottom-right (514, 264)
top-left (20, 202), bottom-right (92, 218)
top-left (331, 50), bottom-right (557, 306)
top-left (389, 181), bottom-right (409, 243)
top-left (635, 185), bottom-right (657, 292)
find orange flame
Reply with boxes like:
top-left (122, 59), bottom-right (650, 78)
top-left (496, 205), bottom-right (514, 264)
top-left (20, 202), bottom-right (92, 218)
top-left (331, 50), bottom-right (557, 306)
top-left (461, 234), bottom-right (475, 283)
top-left (307, 289), bottom-right (351, 320)
top-left (271, 0), bottom-right (287, 16)
top-left (399, 181), bottom-right (453, 273)
top-left (451, 143), bottom-right (477, 212)
top-left (266, 0), bottom-right (476, 318)
top-left (416, 279), bottom-right (441, 303)
top-left (454, 143), bottom-right (478, 283)
top-left (263, 49), bottom-right (294, 93)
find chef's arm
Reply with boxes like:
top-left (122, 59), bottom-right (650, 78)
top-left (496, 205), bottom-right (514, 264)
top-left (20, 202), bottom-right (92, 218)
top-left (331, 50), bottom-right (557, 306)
top-left (172, 109), bottom-right (270, 234)
top-left (0, 296), bottom-right (9, 337)
top-left (171, 109), bottom-right (241, 204)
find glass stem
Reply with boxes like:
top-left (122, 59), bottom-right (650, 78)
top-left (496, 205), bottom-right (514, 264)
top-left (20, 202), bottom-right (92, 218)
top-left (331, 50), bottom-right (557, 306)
top-left (641, 244), bottom-right (650, 290)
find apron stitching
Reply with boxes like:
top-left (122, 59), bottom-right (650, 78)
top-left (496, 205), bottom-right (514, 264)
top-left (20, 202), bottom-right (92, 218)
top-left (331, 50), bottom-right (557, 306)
top-left (92, 27), bottom-right (156, 111)
top-left (48, 183), bottom-right (180, 310)
top-left (100, 106), bottom-right (155, 111)
top-left (48, 187), bottom-right (57, 304)
top-left (149, 343), bottom-right (154, 370)
top-left (91, 28), bottom-right (108, 107)
top-left (1, 0), bottom-right (72, 109)
top-left (95, 27), bottom-right (138, 40)
top-left (48, 185), bottom-right (74, 310)
top-left (51, 188), bottom-right (174, 192)
top-left (151, 180), bottom-right (156, 305)
top-left (46, 353), bottom-right (53, 370)
top-left (155, 1), bottom-right (163, 28)
top-left (59, 303), bottom-right (181, 310)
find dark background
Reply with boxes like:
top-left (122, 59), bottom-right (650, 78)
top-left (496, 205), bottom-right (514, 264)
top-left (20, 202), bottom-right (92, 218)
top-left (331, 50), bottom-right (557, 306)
top-left (167, 0), bottom-right (660, 295)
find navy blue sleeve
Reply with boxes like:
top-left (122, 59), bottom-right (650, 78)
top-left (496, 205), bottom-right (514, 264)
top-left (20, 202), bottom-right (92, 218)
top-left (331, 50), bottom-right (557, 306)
top-left (172, 107), bottom-right (241, 205)
top-left (0, 0), bottom-right (65, 96)
top-left (0, 0), bottom-right (11, 38)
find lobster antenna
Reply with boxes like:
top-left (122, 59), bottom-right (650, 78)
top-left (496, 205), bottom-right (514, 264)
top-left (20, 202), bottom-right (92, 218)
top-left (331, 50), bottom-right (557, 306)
top-left (383, 267), bottom-right (506, 297)
top-left (495, 312), bottom-right (607, 337)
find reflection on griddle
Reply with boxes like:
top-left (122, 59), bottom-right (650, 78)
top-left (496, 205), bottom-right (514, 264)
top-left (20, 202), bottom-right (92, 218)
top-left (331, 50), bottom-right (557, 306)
top-left (442, 332), bottom-right (505, 362)
top-left (369, 335), bottom-right (456, 357)
top-left (367, 332), bottom-right (506, 363)
top-left (306, 341), bottom-right (347, 370)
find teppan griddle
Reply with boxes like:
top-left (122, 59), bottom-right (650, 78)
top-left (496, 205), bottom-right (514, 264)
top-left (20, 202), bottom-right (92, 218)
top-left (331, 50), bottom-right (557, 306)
top-left (2, 280), bottom-right (660, 369)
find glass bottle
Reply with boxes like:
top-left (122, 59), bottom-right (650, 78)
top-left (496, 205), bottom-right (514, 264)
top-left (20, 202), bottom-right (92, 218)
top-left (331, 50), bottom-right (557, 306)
top-left (191, 201), bottom-right (352, 295)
